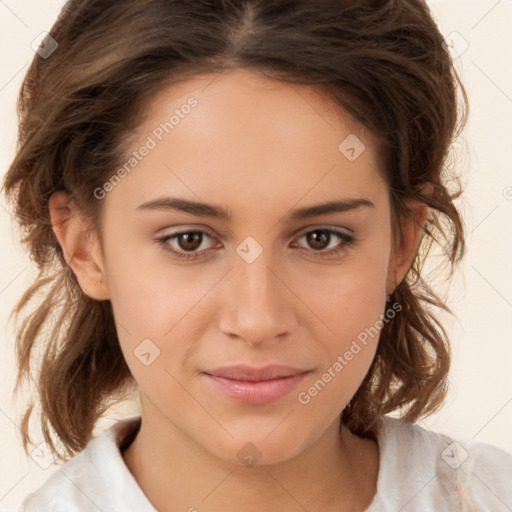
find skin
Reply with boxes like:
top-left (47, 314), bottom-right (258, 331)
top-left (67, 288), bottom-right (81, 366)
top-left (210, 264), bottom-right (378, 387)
top-left (49, 68), bottom-right (429, 512)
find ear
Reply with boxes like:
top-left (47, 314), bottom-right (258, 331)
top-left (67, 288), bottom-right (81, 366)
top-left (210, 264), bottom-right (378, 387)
top-left (49, 191), bottom-right (110, 301)
top-left (386, 198), bottom-right (430, 295)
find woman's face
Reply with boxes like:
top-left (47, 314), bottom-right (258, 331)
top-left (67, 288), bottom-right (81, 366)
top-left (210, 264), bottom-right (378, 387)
top-left (60, 68), bottom-right (425, 465)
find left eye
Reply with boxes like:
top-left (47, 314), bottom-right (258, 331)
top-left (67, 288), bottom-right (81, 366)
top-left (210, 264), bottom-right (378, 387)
top-left (292, 228), bottom-right (355, 255)
top-left (157, 228), bottom-right (355, 260)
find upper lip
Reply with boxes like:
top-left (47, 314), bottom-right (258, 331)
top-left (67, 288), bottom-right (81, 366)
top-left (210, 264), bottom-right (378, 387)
top-left (203, 364), bottom-right (310, 382)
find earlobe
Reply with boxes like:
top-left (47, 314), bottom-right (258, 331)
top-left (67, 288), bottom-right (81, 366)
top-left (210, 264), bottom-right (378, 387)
top-left (48, 191), bottom-right (110, 301)
top-left (386, 201), bottom-right (430, 295)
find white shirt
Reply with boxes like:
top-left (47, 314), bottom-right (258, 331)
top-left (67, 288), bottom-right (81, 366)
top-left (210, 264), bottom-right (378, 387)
top-left (19, 415), bottom-right (512, 511)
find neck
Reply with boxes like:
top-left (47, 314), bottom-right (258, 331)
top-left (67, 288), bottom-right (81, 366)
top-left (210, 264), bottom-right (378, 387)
top-left (122, 399), bottom-right (379, 512)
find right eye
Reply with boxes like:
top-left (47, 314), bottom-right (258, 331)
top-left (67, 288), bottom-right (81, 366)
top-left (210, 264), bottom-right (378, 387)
top-left (156, 230), bottom-right (219, 260)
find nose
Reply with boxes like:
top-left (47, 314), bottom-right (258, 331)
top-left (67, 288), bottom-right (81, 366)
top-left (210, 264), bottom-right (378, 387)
top-left (218, 250), bottom-right (298, 346)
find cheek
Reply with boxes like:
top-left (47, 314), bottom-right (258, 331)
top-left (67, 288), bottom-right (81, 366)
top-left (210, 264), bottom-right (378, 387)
top-left (294, 262), bottom-right (388, 418)
top-left (292, 242), bottom-right (390, 412)
top-left (105, 267), bottom-right (218, 384)
top-left (101, 238), bottom-right (226, 387)
top-left (102, 225), bottom-right (216, 333)
top-left (300, 251), bottom-right (390, 344)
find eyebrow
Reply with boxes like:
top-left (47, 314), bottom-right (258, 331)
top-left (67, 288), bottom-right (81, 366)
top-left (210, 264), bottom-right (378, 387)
top-left (136, 196), bottom-right (375, 221)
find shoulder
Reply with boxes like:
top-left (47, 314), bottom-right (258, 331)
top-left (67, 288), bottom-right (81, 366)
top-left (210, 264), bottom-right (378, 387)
top-left (457, 436), bottom-right (512, 511)
top-left (370, 415), bottom-right (512, 511)
top-left (19, 416), bottom-right (153, 512)
top-left (19, 449), bottom-right (105, 512)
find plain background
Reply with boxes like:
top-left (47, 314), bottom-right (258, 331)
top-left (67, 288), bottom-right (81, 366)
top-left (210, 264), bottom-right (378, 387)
top-left (1, 0), bottom-right (511, 509)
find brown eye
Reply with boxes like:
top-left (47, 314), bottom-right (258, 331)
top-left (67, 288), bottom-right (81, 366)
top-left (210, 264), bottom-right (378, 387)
top-left (176, 232), bottom-right (203, 251)
top-left (293, 228), bottom-right (356, 257)
top-left (157, 230), bottom-right (217, 260)
top-left (306, 230), bottom-right (331, 250)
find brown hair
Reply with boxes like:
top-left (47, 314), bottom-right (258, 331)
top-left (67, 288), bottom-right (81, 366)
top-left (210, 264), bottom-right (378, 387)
top-left (2, 0), bottom-right (468, 461)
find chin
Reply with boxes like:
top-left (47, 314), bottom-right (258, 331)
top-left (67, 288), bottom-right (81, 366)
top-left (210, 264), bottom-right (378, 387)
top-left (203, 428), bottom-right (311, 468)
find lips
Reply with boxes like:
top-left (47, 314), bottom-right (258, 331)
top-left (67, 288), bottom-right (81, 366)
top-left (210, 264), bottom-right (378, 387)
top-left (201, 364), bottom-right (311, 405)
top-left (203, 364), bottom-right (310, 381)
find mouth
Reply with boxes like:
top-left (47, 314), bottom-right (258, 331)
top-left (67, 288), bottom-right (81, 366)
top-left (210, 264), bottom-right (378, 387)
top-left (201, 365), bottom-right (312, 405)
top-left (204, 364), bottom-right (310, 381)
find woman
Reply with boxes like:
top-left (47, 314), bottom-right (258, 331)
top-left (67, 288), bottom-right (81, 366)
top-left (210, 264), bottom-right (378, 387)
top-left (3, 0), bottom-right (511, 510)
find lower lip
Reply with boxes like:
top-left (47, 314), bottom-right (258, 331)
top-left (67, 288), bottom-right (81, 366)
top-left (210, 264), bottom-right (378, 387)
top-left (202, 372), bottom-right (310, 405)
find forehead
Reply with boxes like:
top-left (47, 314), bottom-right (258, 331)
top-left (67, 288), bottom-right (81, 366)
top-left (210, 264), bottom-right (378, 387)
top-left (107, 68), bottom-right (388, 216)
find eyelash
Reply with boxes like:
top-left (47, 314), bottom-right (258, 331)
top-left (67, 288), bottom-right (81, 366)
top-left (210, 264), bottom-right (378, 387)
top-left (156, 228), bottom-right (356, 261)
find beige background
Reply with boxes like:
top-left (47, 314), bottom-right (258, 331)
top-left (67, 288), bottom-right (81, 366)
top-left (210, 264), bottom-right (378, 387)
top-left (1, 0), bottom-right (511, 509)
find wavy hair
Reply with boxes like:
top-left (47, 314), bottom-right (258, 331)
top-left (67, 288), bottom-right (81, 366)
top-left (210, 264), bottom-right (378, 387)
top-left (2, 0), bottom-right (468, 460)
